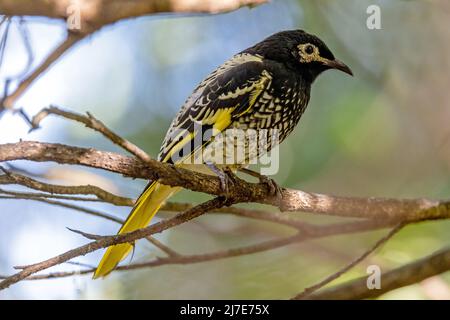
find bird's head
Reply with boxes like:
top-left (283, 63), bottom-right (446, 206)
top-left (245, 30), bottom-right (353, 81)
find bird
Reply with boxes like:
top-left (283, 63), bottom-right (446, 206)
top-left (93, 29), bottom-right (353, 278)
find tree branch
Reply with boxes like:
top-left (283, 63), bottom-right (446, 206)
top-left (0, 0), bottom-right (268, 22)
top-left (30, 106), bottom-right (152, 162)
top-left (2, 33), bottom-right (86, 109)
top-left (1, 104), bottom-right (449, 298)
top-left (0, 194), bottom-right (124, 223)
top-left (0, 218), bottom-right (398, 284)
top-left (0, 165), bottom-right (308, 228)
top-left (2, 141), bottom-right (449, 221)
top-left (1, 0), bottom-right (267, 109)
top-left (0, 166), bottom-right (132, 205)
top-left (0, 197), bottom-right (227, 290)
top-left (2, 0), bottom-right (443, 300)
top-left (293, 223), bottom-right (404, 299)
top-left (309, 245), bottom-right (450, 300)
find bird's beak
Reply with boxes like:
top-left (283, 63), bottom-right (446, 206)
top-left (324, 59), bottom-right (353, 76)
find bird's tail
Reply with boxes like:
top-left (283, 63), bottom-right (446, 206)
top-left (93, 181), bottom-right (179, 278)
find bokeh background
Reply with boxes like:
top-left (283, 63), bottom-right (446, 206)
top-left (1, 0), bottom-right (450, 299)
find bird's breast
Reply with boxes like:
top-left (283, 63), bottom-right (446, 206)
top-left (234, 80), bottom-right (310, 143)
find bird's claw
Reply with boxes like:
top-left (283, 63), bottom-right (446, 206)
top-left (258, 174), bottom-right (283, 199)
top-left (238, 168), bottom-right (283, 199)
top-left (219, 167), bottom-right (237, 199)
top-left (206, 163), bottom-right (236, 199)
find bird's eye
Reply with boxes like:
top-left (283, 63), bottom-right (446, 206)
top-left (304, 45), bottom-right (314, 55)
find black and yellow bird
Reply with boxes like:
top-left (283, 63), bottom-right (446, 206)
top-left (93, 29), bottom-right (353, 278)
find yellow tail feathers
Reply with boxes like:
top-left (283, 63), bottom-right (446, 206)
top-left (93, 182), bottom-right (179, 278)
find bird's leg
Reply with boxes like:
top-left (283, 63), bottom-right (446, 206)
top-left (129, 242), bottom-right (136, 263)
top-left (238, 168), bottom-right (283, 198)
top-left (205, 162), bottom-right (236, 197)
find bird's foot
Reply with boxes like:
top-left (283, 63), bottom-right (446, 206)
top-left (260, 174), bottom-right (283, 198)
top-left (239, 168), bottom-right (283, 198)
top-left (206, 163), bottom-right (236, 198)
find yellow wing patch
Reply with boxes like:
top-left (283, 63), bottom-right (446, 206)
top-left (162, 109), bottom-right (232, 164)
top-left (159, 61), bottom-right (272, 166)
top-left (161, 131), bottom-right (195, 163)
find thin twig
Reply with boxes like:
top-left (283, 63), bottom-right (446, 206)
top-left (0, 195), bottom-right (124, 223)
top-left (2, 33), bottom-right (86, 109)
top-left (66, 261), bottom-right (96, 269)
top-left (14, 17), bottom-right (34, 79)
top-left (65, 227), bottom-right (180, 257)
top-left (293, 223), bottom-right (404, 299)
top-left (67, 227), bottom-right (102, 240)
top-left (0, 187), bottom-right (306, 229)
top-left (309, 245), bottom-right (450, 300)
top-left (0, 194), bottom-right (182, 257)
top-left (0, 187), bottom-right (105, 203)
top-left (0, 166), bottom-right (133, 206)
top-left (31, 106), bottom-right (152, 162)
top-left (0, 197), bottom-right (226, 290)
top-left (142, 236), bottom-right (181, 257)
top-left (0, 219), bottom-right (401, 282)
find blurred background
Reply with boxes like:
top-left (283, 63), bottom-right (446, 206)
top-left (1, 0), bottom-right (450, 299)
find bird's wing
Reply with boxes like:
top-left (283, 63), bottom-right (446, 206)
top-left (94, 56), bottom-right (272, 278)
top-left (158, 53), bottom-right (272, 164)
